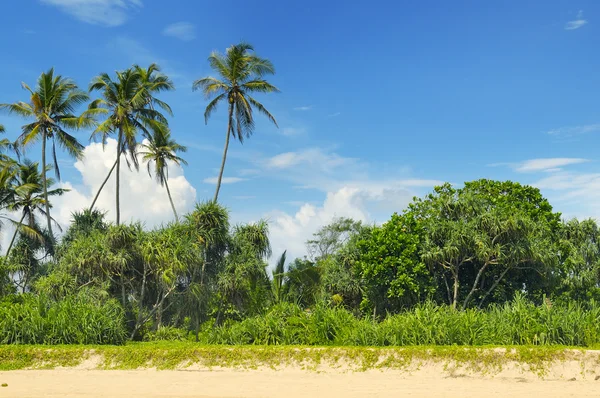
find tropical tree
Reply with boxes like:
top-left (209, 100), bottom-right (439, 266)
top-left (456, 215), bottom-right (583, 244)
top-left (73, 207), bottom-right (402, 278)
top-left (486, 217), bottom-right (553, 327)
top-left (193, 42), bottom-right (279, 202)
top-left (87, 64), bottom-right (173, 224)
top-left (272, 250), bottom-right (287, 304)
top-left (139, 128), bottom-right (187, 221)
top-left (4, 160), bottom-right (65, 258)
top-left (0, 69), bottom-right (91, 237)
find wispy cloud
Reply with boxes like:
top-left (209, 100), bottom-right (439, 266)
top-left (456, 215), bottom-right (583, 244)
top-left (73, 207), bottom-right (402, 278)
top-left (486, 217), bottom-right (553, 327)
top-left (293, 105), bottom-right (312, 111)
top-left (40, 0), bottom-right (142, 27)
top-left (203, 177), bottom-right (247, 185)
top-left (565, 10), bottom-right (588, 30)
top-left (162, 22), bottom-right (196, 41)
top-left (493, 158), bottom-right (590, 173)
top-left (266, 148), bottom-right (356, 171)
top-left (328, 112), bottom-right (341, 117)
top-left (547, 124), bottom-right (600, 137)
top-left (281, 127), bottom-right (305, 137)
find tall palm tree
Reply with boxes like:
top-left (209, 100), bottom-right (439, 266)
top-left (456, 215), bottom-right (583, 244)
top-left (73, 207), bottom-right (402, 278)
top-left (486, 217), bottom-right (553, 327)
top-left (0, 69), bottom-right (91, 237)
top-left (139, 128), bottom-right (187, 221)
top-left (193, 43), bottom-right (279, 202)
top-left (5, 160), bottom-right (65, 258)
top-left (87, 64), bottom-right (173, 225)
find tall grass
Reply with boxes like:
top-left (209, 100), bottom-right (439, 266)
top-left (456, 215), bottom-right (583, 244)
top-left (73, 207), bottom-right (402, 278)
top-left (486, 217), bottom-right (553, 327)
top-left (200, 295), bottom-right (600, 347)
top-left (0, 292), bottom-right (126, 345)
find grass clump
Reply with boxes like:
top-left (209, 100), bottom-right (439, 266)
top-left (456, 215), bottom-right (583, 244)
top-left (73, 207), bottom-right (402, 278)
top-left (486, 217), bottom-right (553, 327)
top-left (199, 297), bottom-right (600, 347)
top-left (0, 292), bottom-right (126, 345)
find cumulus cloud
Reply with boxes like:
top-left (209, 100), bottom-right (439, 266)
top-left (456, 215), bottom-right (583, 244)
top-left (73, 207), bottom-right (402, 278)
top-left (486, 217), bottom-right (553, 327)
top-left (53, 138), bottom-right (196, 227)
top-left (40, 0), bottom-right (142, 27)
top-left (266, 183), bottom-right (436, 263)
top-left (565, 10), bottom-right (588, 30)
top-left (162, 22), bottom-right (196, 41)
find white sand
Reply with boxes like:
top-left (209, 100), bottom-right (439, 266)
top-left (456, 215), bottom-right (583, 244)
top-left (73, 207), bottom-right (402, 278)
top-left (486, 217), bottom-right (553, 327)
top-left (1, 366), bottom-right (600, 398)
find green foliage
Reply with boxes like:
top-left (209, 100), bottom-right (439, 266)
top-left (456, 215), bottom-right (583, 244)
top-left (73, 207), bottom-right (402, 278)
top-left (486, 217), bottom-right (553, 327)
top-left (0, 291), bottom-right (126, 345)
top-left (356, 213), bottom-right (434, 314)
top-left (193, 42), bottom-right (279, 201)
top-left (201, 296), bottom-right (600, 347)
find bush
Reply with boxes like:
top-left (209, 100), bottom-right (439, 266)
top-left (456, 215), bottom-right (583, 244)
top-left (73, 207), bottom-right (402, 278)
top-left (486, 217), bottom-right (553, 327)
top-left (199, 295), bottom-right (600, 347)
top-left (143, 326), bottom-right (188, 342)
top-left (0, 291), bottom-right (127, 345)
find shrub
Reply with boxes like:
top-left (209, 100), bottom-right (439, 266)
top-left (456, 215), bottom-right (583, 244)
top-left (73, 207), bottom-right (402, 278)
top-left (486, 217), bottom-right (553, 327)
top-left (0, 291), bottom-right (126, 345)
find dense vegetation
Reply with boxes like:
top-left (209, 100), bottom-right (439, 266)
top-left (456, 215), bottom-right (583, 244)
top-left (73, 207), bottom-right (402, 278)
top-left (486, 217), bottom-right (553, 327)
top-left (1, 43), bottom-right (600, 347)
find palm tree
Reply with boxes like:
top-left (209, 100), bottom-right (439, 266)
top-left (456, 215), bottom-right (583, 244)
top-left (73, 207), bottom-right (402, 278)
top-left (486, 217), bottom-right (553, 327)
top-left (4, 160), bottom-right (65, 258)
top-left (139, 128), bottom-right (187, 221)
top-left (87, 64), bottom-right (173, 225)
top-left (272, 250), bottom-right (287, 304)
top-left (193, 43), bottom-right (279, 202)
top-left (0, 69), bottom-right (91, 237)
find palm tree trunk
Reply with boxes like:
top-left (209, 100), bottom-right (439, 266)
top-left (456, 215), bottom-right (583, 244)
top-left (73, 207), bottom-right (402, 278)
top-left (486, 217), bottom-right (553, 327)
top-left (213, 104), bottom-right (234, 202)
top-left (41, 131), bottom-right (53, 237)
top-left (164, 178), bottom-right (178, 222)
top-left (5, 212), bottom-right (27, 259)
top-left (116, 128), bottom-right (122, 225)
top-left (89, 159), bottom-right (117, 212)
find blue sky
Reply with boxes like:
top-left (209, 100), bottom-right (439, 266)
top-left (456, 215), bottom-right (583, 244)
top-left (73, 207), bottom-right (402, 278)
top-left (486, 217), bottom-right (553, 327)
top-left (1, 1), bottom-right (599, 260)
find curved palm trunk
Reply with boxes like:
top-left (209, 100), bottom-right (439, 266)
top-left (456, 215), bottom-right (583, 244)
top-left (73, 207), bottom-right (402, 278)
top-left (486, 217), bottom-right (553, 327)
top-left (5, 212), bottom-right (27, 259)
top-left (41, 131), bottom-right (53, 237)
top-left (213, 104), bottom-right (234, 203)
top-left (89, 159), bottom-right (117, 212)
top-left (164, 178), bottom-right (178, 222)
top-left (115, 128), bottom-right (122, 225)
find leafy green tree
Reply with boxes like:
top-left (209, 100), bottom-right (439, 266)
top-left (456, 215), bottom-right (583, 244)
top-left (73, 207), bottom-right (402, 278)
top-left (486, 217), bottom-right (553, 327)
top-left (411, 182), bottom-right (554, 309)
top-left (0, 69), bottom-right (92, 236)
top-left (307, 217), bottom-right (363, 260)
top-left (87, 64), bottom-right (173, 224)
top-left (356, 213), bottom-right (434, 315)
top-left (193, 43), bottom-right (279, 202)
top-left (140, 128), bottom-right (187, 221)
top-left (554, 219), bottom-right (600, 301)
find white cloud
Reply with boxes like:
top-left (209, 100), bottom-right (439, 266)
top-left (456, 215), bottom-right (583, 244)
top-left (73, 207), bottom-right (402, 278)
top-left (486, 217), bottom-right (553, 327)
top-left (281, 127), bottom-right (305, 137)
top-left (515, 158), bottom-right (589, 173)
top-left (203, 177), bottom-right (246, 184)
top-left (162, 22), bottom-right (196, 41)
top-left (266, 148), bottom-right (356, 170)
top-left (565, 10), bottom-right (587, 30)
top-left (54, 139), bottom-right (196, 227)
top-left (547, 124), bottom-right (600, 137)
top-left (267, 185), bottom-right (424, 263)
top-left (328, 112), bottom-right (341, 117)
top-left (40, 0), bottom-right (142, 27)
top-left (293, 106), bottom-right (312, 111)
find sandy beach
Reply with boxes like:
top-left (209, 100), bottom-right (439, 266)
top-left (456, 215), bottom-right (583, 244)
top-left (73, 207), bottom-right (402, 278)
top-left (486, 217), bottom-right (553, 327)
top-left (1, 366), bottom-right (600, 398)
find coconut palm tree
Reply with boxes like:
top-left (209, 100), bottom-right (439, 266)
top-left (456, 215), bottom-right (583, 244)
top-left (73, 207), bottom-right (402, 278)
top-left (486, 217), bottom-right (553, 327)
top-left (139, 128), bottom-right (187, 221)
top-left (0, 69), bottom-right (91, 237)
top-left (192, 43), bottom-right (279, 202)
top-left (4, 160), bottom-right (65, 258)
top-left (87, 64), bottom-right (173, 225)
